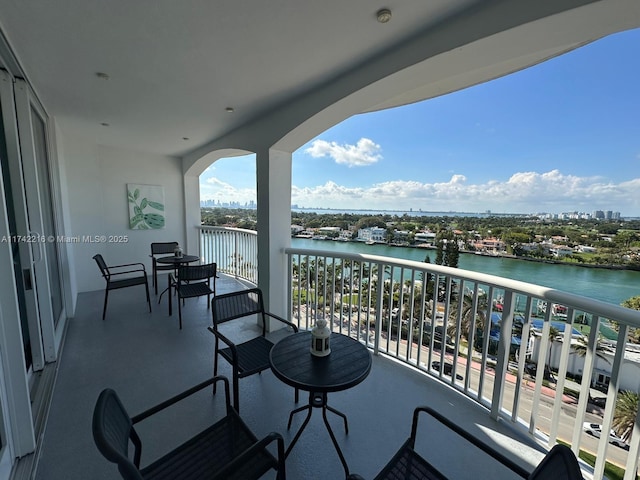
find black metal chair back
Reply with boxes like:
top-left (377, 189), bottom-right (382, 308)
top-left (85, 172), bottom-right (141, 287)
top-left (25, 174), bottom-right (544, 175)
top-left (177, 262), bottom-right (217, 283)
top-left (528, 444), bottom-right (583, 479)
top-left (92, 389), bottom-right (143, 480)
top-left (347, 407), bottom-right (583, 480)
top-left (92, 254), bottom-right (151, 320)
top-left (151, 242), bottom-right (179, 255)
top-left (212, 288), bottom-right (266, 333)
top-left (150, 242), bottom-right (179, 294)
top-left (172, 263), bottom-right (217, 329)
top-left (93, 254), bottom-right (110, 279)
top-left (92, 377), bottom-right (287, 480)
top-left (209, 288), bottom-right (299, 412)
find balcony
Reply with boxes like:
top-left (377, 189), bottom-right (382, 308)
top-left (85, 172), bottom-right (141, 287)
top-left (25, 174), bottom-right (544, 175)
top-left (2, 3), bottom-right (640, 477)
top-left (196, 226), bottom-right (640, 479)
top-left (29, 227), bottom-right (640, 479)
top-left (36, 273), bottom-right (556, 480)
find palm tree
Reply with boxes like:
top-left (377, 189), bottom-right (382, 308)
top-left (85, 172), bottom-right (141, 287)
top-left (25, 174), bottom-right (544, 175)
top-left (571, 336), bottom-right (613, 363)
top-left (529, 325), bottom-right (560, 382)
top-left (612, 390), bottom-right (638, 442)
top-left (448, 291), bottom-right (488, 341)
top-left (547, 325), bottom-right (560, 366)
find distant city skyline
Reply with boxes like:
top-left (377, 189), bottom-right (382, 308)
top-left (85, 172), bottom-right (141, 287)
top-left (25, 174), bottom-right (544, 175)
top-left (201, 199), bottom-right (626, 220)
top-left (200, 28), bottom-right (640, 216)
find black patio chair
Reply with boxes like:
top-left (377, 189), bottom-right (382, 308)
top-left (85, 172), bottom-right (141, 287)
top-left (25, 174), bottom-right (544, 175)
top-left (347, 406), bottom-right (582, 480)
top-left (170, 262), bottom-right (217, 329)
top-left (209, 288), bottom-right (299, 412)
top-left (92, 376), bottom-right (286, 480)
top-left (93, 254), bottom-right (151, 320)
top-left (149, 241), bottom-right (178, 294)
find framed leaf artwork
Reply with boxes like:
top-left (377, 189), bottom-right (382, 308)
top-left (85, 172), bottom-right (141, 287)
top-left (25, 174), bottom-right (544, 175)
top-left (127, 184), bottom-right (165, 229)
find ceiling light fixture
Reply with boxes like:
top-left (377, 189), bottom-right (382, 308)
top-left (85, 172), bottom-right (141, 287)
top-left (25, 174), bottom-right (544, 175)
top-left (376, 8), bottom-right (392, 23)
top-left (225, 107), bottom-right (235, 113)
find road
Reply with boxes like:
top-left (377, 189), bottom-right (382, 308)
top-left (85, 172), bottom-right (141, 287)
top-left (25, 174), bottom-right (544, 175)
top-left (448, 353), bottom-right (631, 468)
top-left (361, 326), bottom-right (632, 469)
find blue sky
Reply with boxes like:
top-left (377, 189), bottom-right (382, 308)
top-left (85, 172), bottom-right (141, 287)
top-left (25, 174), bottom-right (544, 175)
top-left (201, 28), bottom-right (640, 216)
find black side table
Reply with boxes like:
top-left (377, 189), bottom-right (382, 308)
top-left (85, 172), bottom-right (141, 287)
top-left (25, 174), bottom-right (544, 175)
top-left (269, 331), bottom-right (372, 476)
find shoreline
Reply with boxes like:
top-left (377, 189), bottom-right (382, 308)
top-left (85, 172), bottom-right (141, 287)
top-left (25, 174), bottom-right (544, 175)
top-left (297, 236), bottom-right (636, 272)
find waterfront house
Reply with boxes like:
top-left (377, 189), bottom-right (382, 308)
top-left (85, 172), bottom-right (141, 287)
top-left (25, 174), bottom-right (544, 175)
top-left (414, 231), bottom-right (437, 245)
top-left (338, 230), bottom-right (354, 241)
top-left (550, 245), bottom-right (575, 257)
top-left (318, 226), bottom-right (343, 238)
top-left (472, 237), bottom-right (506, 254)
top-left (1, 2), bottom-right (640, 479)
top-left (357, 226), bottom-right (387, 243)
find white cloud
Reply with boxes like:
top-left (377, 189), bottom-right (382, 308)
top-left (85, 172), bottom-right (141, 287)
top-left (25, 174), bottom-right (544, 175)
top-left (200, 176), bottom-right (256, 203)
top-left (305, 138), bottom-right (382, 167)
top-left (200, 169), bottom-right (639, 215)
top-left (291, 170), bottom-right (640, 214)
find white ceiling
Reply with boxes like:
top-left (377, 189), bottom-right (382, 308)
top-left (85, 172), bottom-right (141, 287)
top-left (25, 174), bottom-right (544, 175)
top-left (0, 0), bottom-right (638, 159)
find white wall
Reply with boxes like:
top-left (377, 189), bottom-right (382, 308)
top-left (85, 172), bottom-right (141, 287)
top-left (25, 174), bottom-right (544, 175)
top-left (620, 361), bottom-right (640, 392)
top-left (59, 124), bottom-right (184, 293)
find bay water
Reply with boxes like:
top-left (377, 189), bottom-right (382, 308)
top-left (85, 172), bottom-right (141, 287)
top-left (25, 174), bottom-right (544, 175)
top-left (291, 238), bottom-right (640, 306)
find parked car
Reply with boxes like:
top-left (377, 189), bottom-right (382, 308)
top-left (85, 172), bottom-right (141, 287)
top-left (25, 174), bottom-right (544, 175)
top-left (524, 362), bottom-right (556, 382)
top-left (582, 422), bottom-right (629, 449)
top-left (431, 361), bottom-right (463, 381)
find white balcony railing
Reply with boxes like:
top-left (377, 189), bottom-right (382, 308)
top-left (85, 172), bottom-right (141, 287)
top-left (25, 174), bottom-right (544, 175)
top-left (199, 227), bottom-right (640, 479)
top-left (198, 226), bottom-right (258, 284)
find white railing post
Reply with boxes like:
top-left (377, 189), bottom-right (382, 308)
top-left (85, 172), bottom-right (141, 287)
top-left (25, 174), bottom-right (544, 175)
top-left (282, 245), bottom-right (640, 476)
top-left (374, 261), bottom-right (384, 356)
top-left (196, 226), bottom-right (258, 285)
top-left (490, 290), bottom-right (514, 420)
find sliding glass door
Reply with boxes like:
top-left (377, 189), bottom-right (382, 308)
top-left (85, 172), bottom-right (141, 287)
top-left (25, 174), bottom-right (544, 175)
top-left (0, 32), bottom-right (66, 473)
top-left (13, 78), bottom-right (64, 366)
top-left (27, 102), bottom-right (64, 328)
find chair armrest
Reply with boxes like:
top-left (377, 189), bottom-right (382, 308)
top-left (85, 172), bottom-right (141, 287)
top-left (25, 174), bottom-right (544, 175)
top-left (207, 327), bottom-right (239, 360)
top-left (214, 431), bottom-right (286, 480)
top-left (109, 262), bottom-right (147, 274)
top-left (108, 269), bottom-right (147, 278)
top-left (412, 407), bottom-right (529, 478)
top-left (131, 376), bottom-right (231, 424)
top-left (264, 312), bottom-right (299, 332)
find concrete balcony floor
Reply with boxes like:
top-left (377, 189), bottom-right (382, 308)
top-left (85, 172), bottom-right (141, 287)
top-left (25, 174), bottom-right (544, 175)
top-left (34, 274), bottom-right (553, 480)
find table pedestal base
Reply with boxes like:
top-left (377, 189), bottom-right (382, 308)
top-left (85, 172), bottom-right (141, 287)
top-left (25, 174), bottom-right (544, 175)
top-left (285, 391), bottom-right (350, 476)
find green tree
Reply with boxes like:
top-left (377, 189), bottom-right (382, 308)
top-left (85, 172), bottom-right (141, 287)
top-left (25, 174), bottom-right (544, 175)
top-left (547, 325), bottom-right (560, 366)
top-left (612, 390), bottom-right (638, 442)
top-left (434, 231), bottom-right (459, 268)
top-left (621, 295), bottom-right (640, 310)
top-left (435, 240), bottom-right (444, 265)
top-left (621, 295), bottom-right (640, 344)
top-left (448, 291), bottom-right (488, 341)
top-left (571, 336), bottom-right (613, 363)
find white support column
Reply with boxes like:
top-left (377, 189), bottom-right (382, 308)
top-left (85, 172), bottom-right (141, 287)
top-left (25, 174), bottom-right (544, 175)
top-left (256, 148), bottom-right (292, 326)
top-left (183, 174), bottom-right (200, 257)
